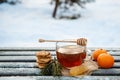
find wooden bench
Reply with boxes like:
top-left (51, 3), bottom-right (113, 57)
top-left (0, 47), bottom-right (120, 80)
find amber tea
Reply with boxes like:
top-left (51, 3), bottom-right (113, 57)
top-left (56, 45), bottom-right (86, 68)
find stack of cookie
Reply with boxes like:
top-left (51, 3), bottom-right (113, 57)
top-left (36, 51), bottom-right (52, 68)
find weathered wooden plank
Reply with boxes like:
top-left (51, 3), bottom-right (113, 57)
top-left (0, 56), bottom-right (36, 62)
top-left (0, 51), bottom-right (120, 56)
top-left (0, 76), bottom-right (119, 80)
top-left (92, 69), bottom-right (120, 76)
top-left (113, 62), bottom-right (120, 68)
top-left (107, 52), bottom-right (120, 56)
top-left (88, 51), bottom-right (120, 56)
top-left (1, 47), bottom-right (120, 51)
top-left (0, 62), bottom-right (120, 68)
top-left (88, 47), bottom-right (120, 51)
top-left (0, 51), bottom-right (36, 56)
top-left (0, 68), bottom-right (41, 76)
top-left (0, 47), bottom-right (119, 79)
top-left (0, 50), bottom-right (120, 56)
top-left (0, 47), bottom-right (56, 51)
top-left (0, 51), bottom-right (56, 56)
top-left (0, 56), bottom-right (119, 62)
top-left (0, 62), bottom-right (37, 68)
top-left (0, 68), bottom-right (119, 76)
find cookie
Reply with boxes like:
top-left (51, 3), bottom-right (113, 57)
top-left (36, 63), bottom-right (47, 68)
top-left (36, 58), bottom-right (51, 64)
top-left (36, 51), bottom-right (50, 57)
top-left (36, 51), bottom-right (52, 68)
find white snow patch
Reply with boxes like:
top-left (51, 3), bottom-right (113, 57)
top-left (0, 0), bottom-right (120, 47)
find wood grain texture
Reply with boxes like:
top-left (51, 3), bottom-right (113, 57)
top-left (0, 51), bottom-right (56, 56)
top-left (0, 76), bottom-right (120, 80)
top-left (0, 68), bottom-right (119, 76)
top-left (0, 47), bottom-right (120, 51)
top-left (0, 62), bottom-right (37, 68)
top-left (0, 62), bottom-right (119, 68)
top-left (0, 56), bottom-right (119, 62)
top-left (0, 47), bottom-right (119, 79)
top-left (0, 68), bottom-right (40, 76)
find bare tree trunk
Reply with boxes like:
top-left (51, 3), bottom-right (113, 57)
top-left (52, 0), bottom-right (59, 18)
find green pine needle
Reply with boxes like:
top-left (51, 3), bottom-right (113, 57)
top-left (41, 57), bottom-right (62, 76)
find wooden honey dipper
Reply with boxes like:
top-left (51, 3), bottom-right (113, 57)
top-left (39, 38), bottom-right (87, 46)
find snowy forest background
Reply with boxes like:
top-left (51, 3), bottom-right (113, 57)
top-left (0, 0), bottom-right (120, 47)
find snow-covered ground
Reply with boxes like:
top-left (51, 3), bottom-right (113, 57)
top-left (0, 0), bottom-right (120, 47)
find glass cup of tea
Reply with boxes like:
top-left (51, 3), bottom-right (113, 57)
top-left (56, 42), bottom-right (86, 69)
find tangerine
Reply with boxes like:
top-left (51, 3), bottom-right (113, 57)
top-left (92, 48), bottom-right (107, 61)
top-left (97, 53), bottom-right (114, 68)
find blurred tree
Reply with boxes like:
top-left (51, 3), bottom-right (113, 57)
top-left (0, 0), bottom-right (21, 5)
top-left (53, 0), bottom-right (59, 18)
top-left (51, 0), bottom-right (95, 19)
top-left (0, 0), bottom-right (7, 3)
